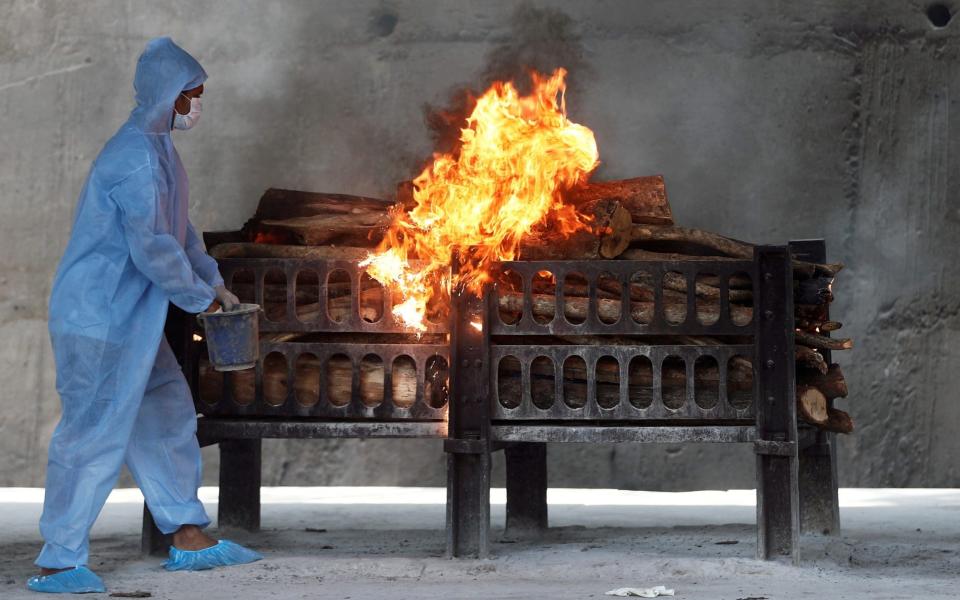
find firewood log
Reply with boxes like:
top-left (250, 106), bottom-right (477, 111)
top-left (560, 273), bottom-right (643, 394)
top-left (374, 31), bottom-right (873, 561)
top-left (200, 353), bottom-right (421, 408)
top-left (396, 180), bottom-right (418, 211)
top-left (797, 385), bottom-right (829, 424)
top-left (519, 198), bottom-right (632, 259)
top-left (631, 224), bottom-right (753, 258)
top-left (796, 346), bottom-right (828, 374)
top-left (795, 303), bottom-right (829, 323)
top-left (496, 291), bottom-right (753, 326)
top-left (289, 286), bottom-right (754, 333)
top-left (797, 364), bottom-right (847, 400)
top-left (247, 188), bottom-right (396, 221)
top-left (661, 271), bottom-right (753, 302)
top-left (794, 329), bottom-right (853, 351)
top-left (795, 275), bottom-right (834, 305)
top-left (291, 292), bottom-right (389, 324)
top-left (248, 213), bottom-right (391, 247)
top-left (674, 336), bottom-right (755, 378)
top-left (564, 176), bottom-right (674, 225)
top-left (819, 321), bottom-right (843, 332)
top-left (820, 407), bottom-right (854, 434)
top-left (629, 225), bottom-right (842, 277)
top-left (241, 189), bottom-right (396, 247)
top-left (529, 275), bottom-right (750, 304)
top-left (620, 248), bottom-right (741, 263)
top-left (795, 317), bottom-right (843, 332)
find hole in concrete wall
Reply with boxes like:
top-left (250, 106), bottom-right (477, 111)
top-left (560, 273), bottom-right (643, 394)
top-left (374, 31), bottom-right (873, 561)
top-left (369, 10), bottom-right (399, 37)
top-left (927, 3), bottom-right (952, 27)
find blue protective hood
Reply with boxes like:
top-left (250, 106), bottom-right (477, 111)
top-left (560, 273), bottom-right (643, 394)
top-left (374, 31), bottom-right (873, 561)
top-left (130, 37), bottom-right (207, 133)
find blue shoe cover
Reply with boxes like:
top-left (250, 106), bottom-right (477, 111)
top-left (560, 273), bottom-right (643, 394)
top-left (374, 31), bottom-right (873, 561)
top-left (26, 566), bottom-right (106, 594)
top-left (164, 539), bottom-right (263, 571)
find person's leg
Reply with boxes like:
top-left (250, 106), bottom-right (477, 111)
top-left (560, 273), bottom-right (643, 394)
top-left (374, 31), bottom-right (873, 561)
top-left (36, 334), bottom-right (140, 570)
top-left (125, 336), bottom-right (213, 547)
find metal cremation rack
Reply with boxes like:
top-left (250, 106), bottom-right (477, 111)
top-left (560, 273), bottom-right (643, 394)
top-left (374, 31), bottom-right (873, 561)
top-left (141, 239), bottom-right (840, 564)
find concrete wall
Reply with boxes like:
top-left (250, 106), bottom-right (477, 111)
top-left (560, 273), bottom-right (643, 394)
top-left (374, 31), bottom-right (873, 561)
top-left (1, 1), bottom-right (957, 489)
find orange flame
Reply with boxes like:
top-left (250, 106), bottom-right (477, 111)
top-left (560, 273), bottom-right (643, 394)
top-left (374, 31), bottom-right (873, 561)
top-left (362, 68), bottom-right (599, 331)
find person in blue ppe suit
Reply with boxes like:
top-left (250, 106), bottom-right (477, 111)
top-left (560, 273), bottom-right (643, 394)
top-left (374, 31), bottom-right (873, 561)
top-left (28, 38), bottom-right (261, 594)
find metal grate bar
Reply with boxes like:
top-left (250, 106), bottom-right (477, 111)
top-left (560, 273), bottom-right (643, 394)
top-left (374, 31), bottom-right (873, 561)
top-left (489, 259), bottom-right (755, 335)
top-left (218, 258), bottom-right (450, 334)
top-left (200, 342), bottom-right (449, 420)
top-left (490, 344), bottom-right (754, 421)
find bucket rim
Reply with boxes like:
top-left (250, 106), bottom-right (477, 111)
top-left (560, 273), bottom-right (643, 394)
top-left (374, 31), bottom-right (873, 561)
top-left (200, 302), bottom-right (261, 317)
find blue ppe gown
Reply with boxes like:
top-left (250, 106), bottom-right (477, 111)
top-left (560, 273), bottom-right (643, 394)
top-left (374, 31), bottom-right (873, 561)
top-left (37, 37), bottom-right (223, 569)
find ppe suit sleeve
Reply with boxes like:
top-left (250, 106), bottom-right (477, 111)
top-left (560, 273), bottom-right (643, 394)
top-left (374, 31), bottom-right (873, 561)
top-left (185, 221), bottom-right (225, 288)
top-left (111, 165), bottom-right (216, 313)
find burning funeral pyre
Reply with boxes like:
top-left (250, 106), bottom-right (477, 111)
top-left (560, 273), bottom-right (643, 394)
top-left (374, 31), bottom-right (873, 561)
top-left (201, 68), bottom-right (852, 434)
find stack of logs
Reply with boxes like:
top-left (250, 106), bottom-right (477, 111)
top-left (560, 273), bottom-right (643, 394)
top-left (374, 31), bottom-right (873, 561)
top-left (202, 176), bottom-right (852, 432)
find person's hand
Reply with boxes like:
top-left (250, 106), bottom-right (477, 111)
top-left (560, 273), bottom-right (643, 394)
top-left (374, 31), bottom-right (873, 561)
top-left (205, 299), bottom-right (221, 313)
top-left (214, 285), bottom-right (240, 311)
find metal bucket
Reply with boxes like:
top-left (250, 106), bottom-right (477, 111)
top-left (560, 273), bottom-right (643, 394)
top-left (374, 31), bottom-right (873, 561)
top-left (197, 303), bottom-right (261, 371)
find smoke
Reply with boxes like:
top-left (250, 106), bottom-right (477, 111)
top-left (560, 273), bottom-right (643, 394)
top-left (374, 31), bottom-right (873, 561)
top-left (423, 3), bottom-right (589, 157)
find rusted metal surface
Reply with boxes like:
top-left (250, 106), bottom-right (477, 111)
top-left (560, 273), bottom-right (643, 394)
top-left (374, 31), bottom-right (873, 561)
top-left (196, 418), bottom-right (447, 444)
top-left (445, 258), bottom-right (492, 558)
top-left (492, 424), bottom-right (757, 444)
top-left (753, 245), bottom-right (800, 563)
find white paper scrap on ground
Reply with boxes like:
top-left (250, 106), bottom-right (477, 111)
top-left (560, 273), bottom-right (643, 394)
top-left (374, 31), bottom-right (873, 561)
top-left (605, 586), bottom-right (675, 597)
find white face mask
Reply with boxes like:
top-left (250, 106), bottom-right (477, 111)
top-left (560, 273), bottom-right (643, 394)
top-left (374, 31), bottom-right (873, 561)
top-left (173, 94), bottom-right (202, 130)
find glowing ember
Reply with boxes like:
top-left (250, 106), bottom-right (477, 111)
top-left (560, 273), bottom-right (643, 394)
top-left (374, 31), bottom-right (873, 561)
top-left (362, 68), bottom-right (599, 331)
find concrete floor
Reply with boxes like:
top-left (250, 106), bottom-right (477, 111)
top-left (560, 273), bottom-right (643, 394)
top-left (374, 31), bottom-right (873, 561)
top-left (1, 487), bottom-right (958, 599)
